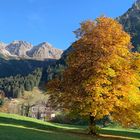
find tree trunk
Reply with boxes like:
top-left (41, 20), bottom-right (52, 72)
top-left (37, 108), bottom-right (41, 119)
top-left (88, 115), bottom-right (97, 135)
top-left (20, 104), bottom-right (24, 116)
top-left (25, 106), bottom-right (30, 117)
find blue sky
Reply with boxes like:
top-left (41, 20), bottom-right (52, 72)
top-left (0, 0), bottom-right (135, 50)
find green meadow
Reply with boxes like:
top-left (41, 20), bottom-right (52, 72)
top-left (0, 113), bottom-right (140, 140)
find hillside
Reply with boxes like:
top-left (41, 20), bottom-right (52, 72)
top-left (0, 40), bottom-right (62, 82)
top-left (0, 57), bottom-right (53, 78)
top-left (118, 0), bottom-right (140, 51)
top-left (0, 113), bottom-right (140, 140)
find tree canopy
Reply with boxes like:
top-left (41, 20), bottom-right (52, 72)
top-left (47, 17), bottom-right (140, 134)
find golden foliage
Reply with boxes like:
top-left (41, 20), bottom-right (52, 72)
top-left (47, 17), bottom-right (140, 127)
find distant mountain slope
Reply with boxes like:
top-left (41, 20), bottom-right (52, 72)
top-left (0, 40), bottom-right (62, 82)
top-left (0, 57), bottom-right (55, 78)
top-left (27, 42), bottom-right (62, 60)
top-left (118, 0), bottom-right (140, 51)
top-left (43, 46), bottom-right (73, 84)
top-left (0, 40), bottom-right (63, 60)
top-left (0, 42), bottom-right (12, 58)
top-left (6, 41), bottom-right (32, 57)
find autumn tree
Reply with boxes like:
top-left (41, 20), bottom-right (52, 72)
top-left (47, 17), bottom-right (140, 135)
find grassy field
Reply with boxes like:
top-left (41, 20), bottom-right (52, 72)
top-left (0, 113), bottom-right (140, 140)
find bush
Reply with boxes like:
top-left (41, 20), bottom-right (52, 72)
top-left (0, 99), bottom-right (4, 106)
top-left (51, 113), bottom-right (88, 125)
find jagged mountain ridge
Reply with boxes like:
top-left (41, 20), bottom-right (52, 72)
top-left (0, 40), bottom-right (63, 60)
top-left (118, 0), bottom-right (140, 51)
top-left (0, 42), bottom-right (11, 58)
top-left (27, 42), bottom-right (62, 60)
top-left (6, 41), bottom-right (32, 57)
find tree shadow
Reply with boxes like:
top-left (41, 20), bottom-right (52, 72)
top-left (0, 125), bottom-right (61, 140)
top-left (0, 116), bottom-right (139, 140)
top-left (100, 128), bottom-right (140, 139)
top-left (0, 125), bottom-right (132, 140)
top-left (0, 117), bottom-right (57, 131)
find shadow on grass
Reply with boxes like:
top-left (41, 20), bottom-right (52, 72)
top-left (100, 129), bottom-right (140, 139)
top-left (0, 117), bottom-right (57, 131)
top-left (0, 125), bottom-right (69, 140)
top-left (0, 116), bottom-right (85, 132)
top-left (0, 117), bottom-right (139, 140)
top-left (0, 125), bottom-right (130, 140)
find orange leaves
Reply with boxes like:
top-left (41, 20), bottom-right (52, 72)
top-left (47, 17), bottom-right (140, 127)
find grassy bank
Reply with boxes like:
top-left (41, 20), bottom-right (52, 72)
top-left (0, 113), bottom-right (139, 140)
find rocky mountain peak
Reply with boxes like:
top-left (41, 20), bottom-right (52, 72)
top-left (0, 42), bottom-right (6, 49)
top-left (132, 0), bottom-right (140, 10)
top-left (0, 42), bottom-right (11, 57)
top-left (27, 42), bottom-right (63, 60)
top-left (0, 40), bottom-right (63, 60)
top-left (11, 40), bottom-right (32, 46)
top-left (118, 0), bottom-right (140, 51)
top-left (136, 0), bottom-right (140, 4)
top-left (35, 42), bottom-right (53, 50)
top-left (5, 40), bottom-right (33, 57)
